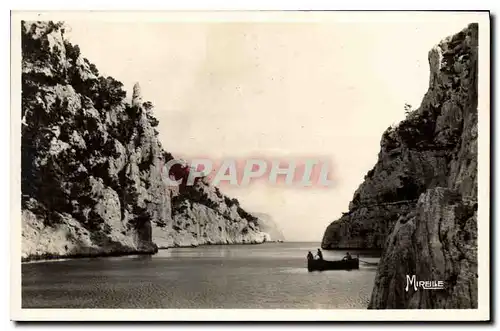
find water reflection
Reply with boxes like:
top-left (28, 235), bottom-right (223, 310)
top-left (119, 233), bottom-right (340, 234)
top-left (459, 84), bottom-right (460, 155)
top-left (133, 255), bottom-right (153, 261)
top-left (159, 243), bottom-right (381, 261)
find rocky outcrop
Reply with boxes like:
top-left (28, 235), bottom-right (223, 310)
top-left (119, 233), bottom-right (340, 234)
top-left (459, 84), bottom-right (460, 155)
top-left (21, 21), bottom-right (271, 261)
top-left (368, 188), bottom-right (477, 309)
top-left (322, 201), bottom-right (418, 249)
top-left (154, 180), bottom-right (271, 247)
top-left (322, 24), bottom-right (478, 308)
top-left (251, 212), bottom-right (285, 242)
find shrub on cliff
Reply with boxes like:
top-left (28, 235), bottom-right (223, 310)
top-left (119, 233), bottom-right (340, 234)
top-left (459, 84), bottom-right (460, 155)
top-left (398, 113), bottom-right (436, 149)
top-left (94, 76), bottom-right (127, 110)
top-left (143, 101), bottom-right (159, 128)
top-left (21, 21), bottom-right (64, 64)
top-left (64, 41), bottom-right (80, 64)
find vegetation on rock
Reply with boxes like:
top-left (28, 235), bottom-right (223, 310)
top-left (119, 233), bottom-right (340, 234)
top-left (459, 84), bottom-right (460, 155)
top-left (21, 21), bottom-right (273, 260)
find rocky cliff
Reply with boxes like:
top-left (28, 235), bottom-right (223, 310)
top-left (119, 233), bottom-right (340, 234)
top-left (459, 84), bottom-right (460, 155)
top-left (21, 21), bottom-right (272, 261)
top-left (322, 24), bottom-right (478, 308)
top-left (251, 212), bottom-right (286, 242)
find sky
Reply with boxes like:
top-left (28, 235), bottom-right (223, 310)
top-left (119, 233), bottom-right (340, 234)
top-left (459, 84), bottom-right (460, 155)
top-left (64, 12), bottom-right (479, 241)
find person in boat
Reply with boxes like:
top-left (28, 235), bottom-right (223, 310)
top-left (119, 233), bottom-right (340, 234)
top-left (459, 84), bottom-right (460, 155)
top-left (342, 252), bottom-right (353, 261)
top-left (316, 248), bottom-right (324, 260)
top-left (307, 251), bottom-right (314, 261)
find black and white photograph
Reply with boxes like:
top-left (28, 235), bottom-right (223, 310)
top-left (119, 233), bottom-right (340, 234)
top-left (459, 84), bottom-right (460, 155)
top-left (10, 10), bottom-right (490, 321)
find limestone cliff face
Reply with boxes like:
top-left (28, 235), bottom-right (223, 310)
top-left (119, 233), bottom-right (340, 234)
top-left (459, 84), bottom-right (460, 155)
top-left (154, 179), bottom-right (271, 247)
top-left (251, 213), bottom-right (285, 242)
top-left (21, 21), bottom-right (270, 261)
top-left (322, 24), bottom-right (478, 308)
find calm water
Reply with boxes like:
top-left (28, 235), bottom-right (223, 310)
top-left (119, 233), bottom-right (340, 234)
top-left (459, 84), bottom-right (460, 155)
top-left (22, 242), bottom-right (380, 309)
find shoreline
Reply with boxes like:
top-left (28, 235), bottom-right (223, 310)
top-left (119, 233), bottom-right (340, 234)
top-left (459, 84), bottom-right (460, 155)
top-left (322, 247), bottom-right (384, 252)
top-left (21, 242), bottom-right (382, 264)
top-left (21, 249), bottom-right (158, 264)
top-left (21, 240), bottom-right (287, 264)
top-left (159, 239), bottom-right (285, 249)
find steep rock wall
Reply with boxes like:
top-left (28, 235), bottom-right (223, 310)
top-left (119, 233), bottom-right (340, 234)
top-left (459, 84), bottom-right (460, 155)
top-left (20, 21), bottom-right (273, 261)
top-left (321, 24), bottom-right (478, 308)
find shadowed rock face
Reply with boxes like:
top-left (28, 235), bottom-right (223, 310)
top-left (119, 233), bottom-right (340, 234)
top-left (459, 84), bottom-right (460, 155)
top-left (321, 23), bottom-right (478, 308)
top-left (21, 21), bottom-right (271, 261)
top-left (368, 188), bottom-right (477, 309)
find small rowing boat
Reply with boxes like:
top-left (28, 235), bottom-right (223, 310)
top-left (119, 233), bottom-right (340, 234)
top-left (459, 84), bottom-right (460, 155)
top-left (307, 258), bottom-right (359, 272)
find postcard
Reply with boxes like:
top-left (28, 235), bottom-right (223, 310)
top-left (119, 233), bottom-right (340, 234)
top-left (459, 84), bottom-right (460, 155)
top-left (10, 10), bottom-right (490, 321)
